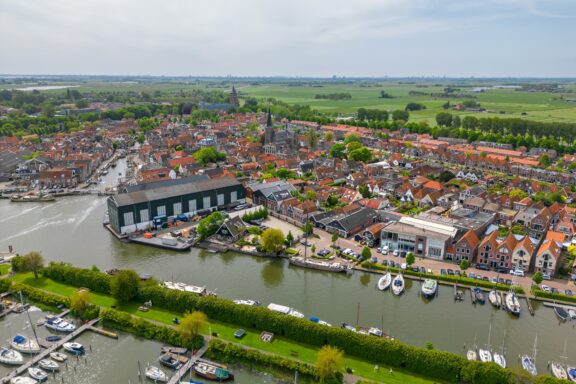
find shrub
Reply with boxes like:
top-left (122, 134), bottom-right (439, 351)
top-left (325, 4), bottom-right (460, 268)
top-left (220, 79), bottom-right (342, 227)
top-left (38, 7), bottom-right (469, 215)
top-left (242, 207), bottom-right (268, 222)
top-left (10, 283), bottom-right (70, 308)
top-left (533, 289), bottom-right (576, 304)
top-left (42, 262), bottom-right (112, 294)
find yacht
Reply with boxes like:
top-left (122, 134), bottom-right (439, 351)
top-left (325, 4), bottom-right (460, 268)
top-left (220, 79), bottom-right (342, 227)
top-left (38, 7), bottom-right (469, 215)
top-left (28, 367), bottom-right (48, 382)
top-left (159, 353), bottom-right (183, 370)
top-left (421, 279), bottom-right (437, 299)
top-left (567, 366), bottom-right (576, 383)
top-left (49, 352), bottom-right (67, 362)
top-left (392, 274), bottom-right (405, 296)
top-left (478, 349), bottom-right (492, 363)
top-left (10, 334), bottom-right (40, 354)
top-left (493, 352), bottom-right (506, 368)
top-left (232, 299), bottom-right (260, 306)
top-left (63, 342), bottom-right (85, 355)
top-left (466, 349), bottom-right (477, 361)
top-left (193, 360), bottom-right (234, 381)
top-left (267, 303), bottom-right (304, 318)
top-left (0, 347), bottom-right (24, 365)
top-left (45, 317), bottom-right (76, 332)
top-left (145, 365), bottom-right (168, 382)
top-left (488, 289), bottom-right (501, 308)
top-left (10, 377), bottom-right (37, 384)
top-left (377, 273), bottom-right (392, 291)
top-left (521, 335), bottom-right (538, 376)
top-left (551, 362), bottom-right (568, 380)
top-left (38, 358), bottom-right (60, 371)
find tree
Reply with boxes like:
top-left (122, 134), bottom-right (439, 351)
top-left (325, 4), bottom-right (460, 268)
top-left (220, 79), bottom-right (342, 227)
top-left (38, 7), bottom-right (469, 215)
top-left (193, 146), bottom-right (226, 165)
top-left (70, 289), bottom-right (91, 316)
top-left (406, 252), bottom-right (415, 267)
top-left (331, 233), bottom-right (339, 248)
top-left (307, 128), bottom-right (318, 148)
top-left (539, 154), bottom-right (551, 168)
top-left (439, 170), bottom-right (455, 183)
top-left (426, 342), bottom-right (434, 350)
top-left (452, 115), bottom-right (461, 128)
top-left (329, 143), bottom-right (347, 159)
top-left (197, 211), bottom-right (226, 240)
top-left (346, 141), bottom-right (362, 152)
top-left (358, 185), bottom-right (371, 198)
top-left (305, 190), bottom-right (317, 201)
top-left (110, 269), bottom-right (140, 303)
top-left (348, 147), bottom-right (372, 162)
top-left (311, 244), bottom-right (316, 254)
top-left (344, 134), bottom-right (361, 144)
top-left (532, 271), bottom-right (543, 285)
top-left (361, 247), bottom-right (372, 261)
top-left (179, 311), bottom-right (207, 344)
top-left (509, 189), bottom-right (528, 200)
top-left (303, 221), bottom-right (314, 236)
top-left (392, 110), bottom-right (409, 122)
top-left (261, 228), bottom-right (285, 254)
top-left (435, 112), bottom-right (453, 127)
top-left (41, 103), bottom-right (55, 118)
top-left (460, 259), bottom-right (469, 272)
top-left (286, 231), bottom-right (294, 246)
top-left (316, 345), bottom-right (343, 383)
top-left (405, 102), bottom-right (425, 111)
top-left (22, 251), bottom-right (44, 279)
top-left (324, 131), bottom-right (334, 142)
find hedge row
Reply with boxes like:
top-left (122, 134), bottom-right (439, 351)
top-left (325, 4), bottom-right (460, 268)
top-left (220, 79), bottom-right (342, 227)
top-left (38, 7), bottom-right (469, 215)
top-left (533, 289), bottom-right (576, 304)
top-left (0, 278), bottom-right (11, 293)
top-left (10, 282), bottom-right (70, 308)
top-left (100, 308), bottom-right (203, 350)
top-left (42, 262), bottom-right (112, 294)
top-left (361, 262), bottom-right (525, 294)
top-left (207, 339), bottom-right (342, 384)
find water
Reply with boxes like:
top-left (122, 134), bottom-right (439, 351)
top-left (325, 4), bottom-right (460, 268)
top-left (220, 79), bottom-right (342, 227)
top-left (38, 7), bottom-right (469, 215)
top-left (1, 180), bottom-right (576, 376)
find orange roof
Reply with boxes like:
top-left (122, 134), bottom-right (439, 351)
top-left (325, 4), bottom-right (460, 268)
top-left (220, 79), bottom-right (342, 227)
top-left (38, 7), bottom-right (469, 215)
top-left (545, 231), bottom-right (566, 244)
top-left (423, 180), bottom-right (443, 191)
top-left (459, 230), bottom-right (480, 248)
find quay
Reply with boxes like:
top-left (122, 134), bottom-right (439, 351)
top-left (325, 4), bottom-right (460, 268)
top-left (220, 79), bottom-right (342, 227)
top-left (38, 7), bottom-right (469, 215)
top-left (166, 343), bottom-right (209, 384)
top-left (1, 317), bottom-right (101, 383)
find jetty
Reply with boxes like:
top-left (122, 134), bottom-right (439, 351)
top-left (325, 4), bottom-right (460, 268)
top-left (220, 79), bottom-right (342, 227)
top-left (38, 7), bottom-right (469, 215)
top-left (525, 296), bottom-right (535, 316)
top-left (1, 317), bottom-right (101, 383)
top-left (166, 343), bottom-right (209, 384)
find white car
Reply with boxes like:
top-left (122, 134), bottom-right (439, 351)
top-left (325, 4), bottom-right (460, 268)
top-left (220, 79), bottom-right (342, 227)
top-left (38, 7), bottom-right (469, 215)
top-left (400, 263), bottom-right (407, 270)
top-left (511, 269), bottom-right (524, 277)
top-left (540, 285), bottom-right (551, 292)
top-left (392, 250), bottom-right (399, 256)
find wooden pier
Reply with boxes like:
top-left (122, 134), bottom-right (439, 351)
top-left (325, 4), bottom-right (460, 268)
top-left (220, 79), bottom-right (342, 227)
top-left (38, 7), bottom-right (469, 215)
top-left (1, 317), bottom-right (101, 383)
top-left (499, 292), bottom-right (506, 311)
top-left (166, 343), bottom-right (209, 384)
top-left (525, 296), bottom-right (535, 316)
top-left (470, 287), bottom-right (477, 304)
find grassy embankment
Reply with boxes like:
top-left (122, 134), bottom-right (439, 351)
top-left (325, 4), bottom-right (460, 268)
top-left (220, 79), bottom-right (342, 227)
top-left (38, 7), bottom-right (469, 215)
top-left (11, 272), bottom-right (441, 384)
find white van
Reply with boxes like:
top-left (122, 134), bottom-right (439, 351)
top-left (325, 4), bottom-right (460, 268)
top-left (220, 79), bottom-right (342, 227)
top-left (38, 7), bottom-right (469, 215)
top-left (511, 269), bottom-right (524, 277)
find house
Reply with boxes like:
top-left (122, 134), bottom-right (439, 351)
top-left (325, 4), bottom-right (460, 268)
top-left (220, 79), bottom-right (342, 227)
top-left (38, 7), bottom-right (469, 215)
top-left (215, 216), bottom-right (247, 242)
top-left (534, 239), bottom-right (561, 277)
top-left (511, 236), bottom-right (536, 272)
top-left (362, 222), bottom-right (386, 247)
top-left (453, 230), bottom-right (480, 263)
top-left (324, 207), bottom-right (378, 238)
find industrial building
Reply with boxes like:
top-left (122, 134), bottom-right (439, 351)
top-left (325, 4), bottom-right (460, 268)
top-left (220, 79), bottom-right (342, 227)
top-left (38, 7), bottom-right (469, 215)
top-left (107, 175), bottom-right (246, 234)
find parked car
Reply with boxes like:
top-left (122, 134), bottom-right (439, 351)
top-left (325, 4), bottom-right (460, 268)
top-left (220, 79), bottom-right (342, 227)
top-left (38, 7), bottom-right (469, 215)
top-left (447, 269), bottom-right (454, 275)
top-left (468, 272), bottom-right (476, 279)
top-left (440, 269), bottom-right (447, 275)
top-left (482, 276), bottom-right (489, 282)
top-left (392, 250), bottom-right (399, 257)
top-left (419, 266), bottom-right (426, 273)
top-left (511, 269), bottom-right (524, 277)
top-left (376, 248), bottom-right (383, 254)
top-left (381, 260), bottom-right (389, 266)
top-left (505, 279), bottom-right (512, 285)
top-left (496, 267), bottom-right (509, 274)
top-left (476, 264), bottom-right (489, 271)
top-left (411, 266), bottom-right (419, 272)
top-left (541, 273), bottom-right (551, 280)
top-left (565, 289), bottom-right (573, 296)
top-left (490, 277), bottom-right (498, 284)
top-left (400, 263), bottom-right (407, 270)
top-left (454, 270), bottom-right (461, 277)
top-left (551, 287), bottom-right (559, 294)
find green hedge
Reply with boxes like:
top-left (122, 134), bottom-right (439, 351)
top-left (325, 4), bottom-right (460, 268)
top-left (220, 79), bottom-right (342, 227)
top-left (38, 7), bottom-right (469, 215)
top-left (10, 282), bottom-right (70, 308)
top-left (533, 289), bottom-right (576, 304)
top-left (207, 339), bottom-right (341, 383)
top-left (361, 262), bottom-right (525, 294)
top-left (100, 308), bottom-right (203, 350)
top-left (42, 262), bottom-right (112, 294)
top-left (0, 278), bottom-right (11, 293)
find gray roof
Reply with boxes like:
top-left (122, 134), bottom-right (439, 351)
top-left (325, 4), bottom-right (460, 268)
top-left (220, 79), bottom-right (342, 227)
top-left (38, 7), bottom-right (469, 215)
top-left (113, 176), bottom-right (241, 207)
top-left (0, 151), bottom-right (29, 173)
top-left (124, 174), bottom-right (209, 193)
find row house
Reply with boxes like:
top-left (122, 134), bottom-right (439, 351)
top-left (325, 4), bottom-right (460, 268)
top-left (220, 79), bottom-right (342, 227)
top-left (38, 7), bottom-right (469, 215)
top-left (535, 239), bottom-right (561, 277)
top-left (477, 231), bottom-right (536, 272)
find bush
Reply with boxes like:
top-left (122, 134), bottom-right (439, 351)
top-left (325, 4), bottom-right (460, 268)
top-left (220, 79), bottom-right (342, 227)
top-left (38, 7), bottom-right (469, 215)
top-left (42, 262), bottom-right (112, 294)
top-left (242, 207), bottom-right (268, 222)
top-left (0, 278), bottom-right (11, 293)
top-left (533, 289), bottom-right (576, 303)
top-left (11, 256), bottom-right (26, 273)
top-left (10, 282), bottom-right (70, 308)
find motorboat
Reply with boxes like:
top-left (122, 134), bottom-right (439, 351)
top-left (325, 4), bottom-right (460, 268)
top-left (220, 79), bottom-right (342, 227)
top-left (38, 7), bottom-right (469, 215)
top-left (36, 318), bottom-right (46, 327)
top-left (45, 317), bottom-right (76, 332)
top-left (377, 273), bottom-right (392, 291)
top-left (232, 299), bottom-right (260, 306)
top-left (488, 290), bottom-right (501, 308)
top-left (554, 306), bottom-right (569, 321)
top-left (493, 352), bottom-right (506, 368)
top-left (266, 303), bottom-right (304, 318)
top-left (288, 256), bottom-right (348, 272)
top-left (368, 327), bottom-right (383, 337)
top-left (473, 288), bottom-right (486, 304)
top-left (49, 352), bottom-right (68, 362)
top-left (392, 274), bottom-right (405, 296)
top-left (45, 335), bottom-right (62, 343)
top-left (466, 349), bottom-right (477, 361)
top-left (10, 377), bottom-right (37, 384)
top-left (145, 365), bottom-right (168, 382)
top-left (63, 342), bottom-right (85, 355)
top-left (551, 362), bottom-right (568, 380)
top-left (521, 355), bottom-right (537, 376)
top-left (193, 360), bottom-right (234, 381)
top-left (505, 292), bottom-right (521, 316)
top-left (0, 347), bottom-right (24, 365)
top-left (309, 317), bottom-right (332, 327)
top-left (159, 353), bottom-right (183, 370)
top-left (342, 323), bottom-right (357, 333)
top-left (567, 366), bottom-right (576, 383)
top-left (568, 308), bottom-right (576, 320)
top-left (38, 358), bottom-right (60, 371)
top-left (478, 349), bottom-right (492, 363)
top-left (454, 290), bottom-right (464, 301)
top-left (10, 334), bottom-right (40, 354)
top-left (28, 367), bottom-right (48, 381)
top-left (421, 279), bottom-right (437, 299)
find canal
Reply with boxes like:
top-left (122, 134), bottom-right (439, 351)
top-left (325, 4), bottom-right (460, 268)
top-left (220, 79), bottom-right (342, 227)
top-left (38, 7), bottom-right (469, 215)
top-left (0, 185), bottom-right (575, 375)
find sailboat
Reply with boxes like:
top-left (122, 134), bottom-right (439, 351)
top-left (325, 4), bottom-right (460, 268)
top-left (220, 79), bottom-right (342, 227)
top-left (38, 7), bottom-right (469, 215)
top-left (467, 333), bottom-right (478, 361)
top-left (377, 272), bottom-right (392, 291)
top-left (493, 330), bottom-right (507, 369)
top-left (478, 324), bottom-right (492, 363)
top-left (521, 335), bottom-right (538, 376)
top-left (488, 289), bottom-right (501, 308)
top-left (505, 284), bottom-right (521, 316)
top-left (392, 273), bottom-right (404, 295)
top-left (550, 341), bottom-right (569, 380)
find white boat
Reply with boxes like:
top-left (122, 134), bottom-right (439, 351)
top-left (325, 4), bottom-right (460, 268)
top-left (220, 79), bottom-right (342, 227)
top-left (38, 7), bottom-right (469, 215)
top-left (10, 377), bottom-right (37, 384)
top-left (232, 299), bottom-right (260, 306)
top-left (466, 349), bottom-right (477, 361)
top-left (368, 327), bottom-right (383, 337)
top-left (505, 292), bottom-right (521, 316)
top-left (163, 281), bottom-right (207, 295)
top-left (392, 274), bottom-right (404, 296)
top-left (28, 367), bottom-right (48, 381)
top-left (10, 335), bottom-right (40, 354)
top-left (521, 355), bottom-right (537, 376)
top-left (567, 366), bottom-right (576, 383)
top-left (62, 342), bottom-right (84, 355)
top-left (289, 256), bottom-right (348, 272)
top-left (38, 358), bottom-right (59, 371)
top-left (551, 362), bottom-right (568, 380)
top-left (309, 317), bottom-right (332, 326)
top-left (0, 347), bottom-right (24, 365)
top-left (421, 279), bottom-right (437, 298)
top-left (145, 365), bottom-right (168, 382)
top-left (493, 352), bottom-right (506, 368)
top-left (488, 290), bottom-right (501, 308)
top-left (45, 317), bottom-right (76, 333)
top-left (267, 303), bottom-right (304, 318)
top-left (568, 309), bottom-right (576, 320)
top-left (49, 352), bottom-right (67, 362)
top-left (377, 273), bottom-right (392, 291)
top-left (478, 349), bottom-right (492, 362)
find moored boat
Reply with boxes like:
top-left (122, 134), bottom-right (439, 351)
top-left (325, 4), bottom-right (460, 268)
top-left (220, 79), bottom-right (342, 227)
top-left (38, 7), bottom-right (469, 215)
top-left (568, 309), bottom-right (576, 320)
top-left (493, 352), bottom-right (506, 368)
top-left (45, 317), bottom-right (76, 333)
top-left (488, 289), bottom-right (500, 308)
top-left (10, 377), bottom-right (37, 384)
top-left (309, 317), bottom-right (332, 327)
top-left (421, 279), bottom-right (437, 299)
top-left (28, 367), bottom-right (48, 382)
top-left (145, 365), bottom-right (168, 382)
top-left (567, 366), bottom-right (576, 382)
top-left (505, 292), bottom-right (521, 316)
top-left (478, 349), bottom-right (492, 363)
top-left (232, 299), bottom-right (260, 306)
top-left (45, 335), bottom-right (62, 343)
top-left (38, 358), bottom-right (59, 372)
top-left (0, 347), bottom-right (24, 365)
top-left (288, 256), bottom-right (348, 272)
top-left (193, 360), bottom-right (234, 381)
top-left (554, 306), bottom-right (569, 321)
top-left (10, 334), bottom-right (40, 354)
top-left (392, 274), bottom-right (404, 296)
top-left (49, 352), bottom-right (67, 362)
top-left (521, 355), bottom-right (537, 376)
top-left (474, 288), bottom-right (486, 304)
top-left (466, 349), bottom-right (477, 361)
top-left (62, 342), bottom-right (84, 355)
top-left (454, 290), bottom-right (464, 301)
top-left (11, 194), bottom-right (55, 203)
top-left (267, 303), bottom-right (304, 318)
top-left (377, 273), bottom-right (392, 291)
top-left (159, 353), bottom-right (183, 370)
top-left (551, 362), bottom-right (568, 380)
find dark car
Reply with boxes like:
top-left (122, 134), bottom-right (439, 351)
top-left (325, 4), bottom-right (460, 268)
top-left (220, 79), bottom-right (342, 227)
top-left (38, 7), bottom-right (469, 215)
top-left (476, 264), bottom-right (489, 271)
top-left (411, 266), bottom-right (419, 272)
top-left (399, 251), bottom-right (407, 258)
top-left (440, 269), bottom-right (447, 276)
top-left (447, 269), bottom-right (454, 275)
top-left (551, 287), bottom-right (560, 294)
top-left (496, 267), bottom-right (509, 274)
top-left (505, 279), bottom-right (513, 285)
top-left (454, 270), bottom-right (461, 277)
top-left (498, 278), bottom-right (505, 284)
top-left (482, 276), bottom-right (489, 281)
top-left (419, 266), bottom-right (426, 273)
top-left (381, 260), bottom-right (389, 266)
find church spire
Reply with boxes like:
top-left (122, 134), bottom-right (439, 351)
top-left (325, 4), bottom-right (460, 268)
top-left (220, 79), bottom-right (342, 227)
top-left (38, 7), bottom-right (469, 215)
top-left (266, 103), bottom-right (273, 128)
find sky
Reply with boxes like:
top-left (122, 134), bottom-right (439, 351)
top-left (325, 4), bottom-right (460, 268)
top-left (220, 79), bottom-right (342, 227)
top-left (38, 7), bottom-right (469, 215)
top-left (0, 0), bottom-right (575, 77)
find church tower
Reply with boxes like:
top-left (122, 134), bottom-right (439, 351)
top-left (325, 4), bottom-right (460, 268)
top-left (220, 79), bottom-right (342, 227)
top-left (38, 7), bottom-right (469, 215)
top-left (264, 104), bottom-right (276, 154)
top-left (230, 85), bottom-right (239, 108)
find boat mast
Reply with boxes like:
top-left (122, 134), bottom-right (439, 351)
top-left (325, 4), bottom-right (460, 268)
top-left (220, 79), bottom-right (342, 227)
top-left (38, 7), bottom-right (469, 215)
top-left (20, 291), bottom-right (40, 353)
top-left (500, 330), bottom-right (507, 355)
top-left (486, 323), bottom-right (492, 351)
top-left (533, 334), bottom-right (538, 362)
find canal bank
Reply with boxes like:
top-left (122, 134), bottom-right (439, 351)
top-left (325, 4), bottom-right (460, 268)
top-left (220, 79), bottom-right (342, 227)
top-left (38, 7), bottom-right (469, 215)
top-left (1, 196), bottom-right (575, 375)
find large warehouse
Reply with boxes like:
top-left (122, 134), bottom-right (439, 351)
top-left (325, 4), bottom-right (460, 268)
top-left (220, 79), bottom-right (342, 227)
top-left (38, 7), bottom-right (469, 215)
top-left (107, 175), bottom-right (246, 234)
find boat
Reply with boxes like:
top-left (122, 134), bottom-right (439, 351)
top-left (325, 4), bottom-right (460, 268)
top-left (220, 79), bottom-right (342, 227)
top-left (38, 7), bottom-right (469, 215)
top-left (551, 362), bottom-right (568, 380)
top-left (267, 303), bottom-right (304, 318)
top-left (144, 365), bottom-right (168, 382)
top-left (466, 349), bottom-right (477, 361)
top-left (454, 290), bottom-right (464, 301)
top-left (488, 290), bottom-right (501, 308)
top-left (10, 334), bottom-right (41, 354)
top-left (568, 308), bottom-right (576, 320)
top-left (45, 335), bottom-right (62, 343)
top-left (36, 318), bottom-right (46, 327)
top-left (0, 347), bottom-right (24, 365)
top-left (159, 353), bottom-right (183, 370)
top-left (49, 352), bottom-right (67, 362)
top-left (493, 352), bottom-right (506, 368)
top-left (193, 360), bottom-right (234, 381)
top-left (232, 299), bottom-right (260, 306)
top-left (28, 367), bottom-right (48, 382)
top-left (38, 358), bottom-right (59, 371)
top-left (309, 317), bottom-right (332, 326)
top-left (45, 317), bottom-right (76, 332)
top-left (521, 335), bottom-right (538, 376)
top-left (10, 377), bottom-right (37, 384)
top-left (62, 342), bottom-right (85, 355)
top-left (342, 323), bottom-right (357, 333)
top-left (10, 194), bottom-right (55, 203)
top-left (421, 279), bottom-right (437, 299)
top-left (478, 349), bottom-right (492, 362)
top-left (505, 292), bottom-right (521, 316)
top-left (554, 306), bottom-right (569, 321)
top-left (377, 273), bottom-right (392, 291)
top-left (473, 288), bottom-right (486, 304)
top-left (288, 256), bottom-right (348, 272)
top-left (567, 366), bottom-right (576, 383)
top-left (368, 327), bottom-right (384, 337)
top-left (392, 274), bottom-right (404, 296)
top-left (162, 281), bottom-right (208, 296)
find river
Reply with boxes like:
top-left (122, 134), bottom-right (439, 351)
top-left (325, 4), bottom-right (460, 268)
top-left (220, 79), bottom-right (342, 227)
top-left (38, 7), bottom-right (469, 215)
top-left (0, 169), bottom-right (575, 376)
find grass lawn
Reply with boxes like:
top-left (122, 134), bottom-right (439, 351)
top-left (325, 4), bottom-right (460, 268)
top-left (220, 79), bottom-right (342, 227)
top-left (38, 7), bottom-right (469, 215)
top-left (10, 273), bottom-right (444, 384)
top-left (0, 264), bottom-right (10, 276)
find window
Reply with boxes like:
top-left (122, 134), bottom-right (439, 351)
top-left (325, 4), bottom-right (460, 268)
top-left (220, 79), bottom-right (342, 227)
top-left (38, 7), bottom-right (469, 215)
top-left (173, 202), bottom-right (182, 215)
top-left (123, 212), bottom-right (134, 226)
top-left (157, 205), bottom-right (166, 216)
top-left (203, 196), bottom-right (211, 209)
top-left (217, 194), bottom-right (224, 206)
top-left (466, 249), bottom-right (470, 254)
top-left (231, 191), bottom-right (237, 203)
top-left (140, 209), bottom-right (149, 223)
top-left (189, 199), bottom-right (197, 212)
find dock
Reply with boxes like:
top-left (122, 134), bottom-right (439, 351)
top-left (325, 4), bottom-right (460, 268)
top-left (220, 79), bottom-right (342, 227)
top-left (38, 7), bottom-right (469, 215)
top-left (525, 296), bottom-right (535, 316)
top-left (1, 317), bottom-right (101, 383)
top-left (470, 288), bottom-right (477, 304)
top-left (499, 291), bottom-right (506, 311)
top-left (88, 325), bottom-right (119, 339)
top-left (166, 342), bottom-right (209, 384)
